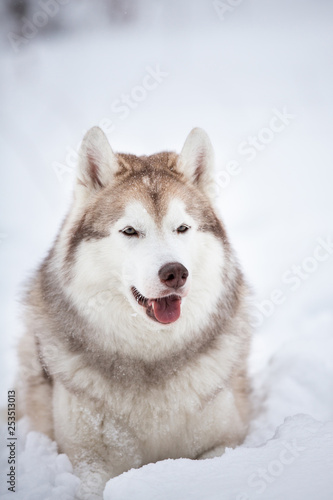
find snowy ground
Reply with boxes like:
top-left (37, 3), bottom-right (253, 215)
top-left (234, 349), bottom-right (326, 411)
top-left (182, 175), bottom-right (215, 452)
top-left (1, 0), bottom-right (333, 498)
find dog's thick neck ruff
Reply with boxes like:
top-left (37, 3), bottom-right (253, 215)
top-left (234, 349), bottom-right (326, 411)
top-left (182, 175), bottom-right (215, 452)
top-left (35, 252), bottom-right (245, 393)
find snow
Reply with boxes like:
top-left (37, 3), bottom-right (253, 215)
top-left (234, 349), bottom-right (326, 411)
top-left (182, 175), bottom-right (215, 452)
top-left (1, 415), bottom-right (332, 499)
top-left (104, 415), bottom-right (333, 500)
top-left (0, 419), bottom-right (80, 499)
top-left (1, 0), bottom-right (333, 498)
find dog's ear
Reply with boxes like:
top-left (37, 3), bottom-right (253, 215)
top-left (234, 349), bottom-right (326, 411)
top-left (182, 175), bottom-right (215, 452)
top-left (177, 128), bottom-right (216, 201)
top-left (76, 126), bottom-right (118, 196)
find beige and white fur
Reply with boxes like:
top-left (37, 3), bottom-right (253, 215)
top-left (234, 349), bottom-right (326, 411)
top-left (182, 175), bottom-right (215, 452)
top-left (17, 127), bottom-right (252, 499)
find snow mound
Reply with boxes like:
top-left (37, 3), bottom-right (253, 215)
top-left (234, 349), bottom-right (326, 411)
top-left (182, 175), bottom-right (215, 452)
top-left (0, 419), bottom-right (79, 500)
top-left (1, 415), bottom-right (332, 499)
top-left (103, 414), bottom-right (333, 500)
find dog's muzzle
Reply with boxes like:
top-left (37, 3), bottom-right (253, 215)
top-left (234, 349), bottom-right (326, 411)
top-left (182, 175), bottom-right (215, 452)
top-left (131, 262), bottom-right (188, 324)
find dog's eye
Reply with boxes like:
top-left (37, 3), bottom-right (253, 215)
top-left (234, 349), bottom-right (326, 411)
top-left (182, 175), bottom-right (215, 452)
top-left (121, 227), bottom-right (138, 237)
top-left (177, 225), bottom-right (190, 233)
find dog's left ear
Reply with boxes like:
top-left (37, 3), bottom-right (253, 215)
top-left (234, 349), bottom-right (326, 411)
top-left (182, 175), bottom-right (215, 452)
top-left (177, 128), bottom-right (215, 201)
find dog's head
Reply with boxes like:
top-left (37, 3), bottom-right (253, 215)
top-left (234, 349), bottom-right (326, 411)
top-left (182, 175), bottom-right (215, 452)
top-left (60, 127), bottom-right (230, 330)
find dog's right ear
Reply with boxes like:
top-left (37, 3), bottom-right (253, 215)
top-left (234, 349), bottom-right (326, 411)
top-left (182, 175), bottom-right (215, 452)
top-left (177, 128), bottom-right (216, 202)
top-left (76, 126), bottom-right (118, 200)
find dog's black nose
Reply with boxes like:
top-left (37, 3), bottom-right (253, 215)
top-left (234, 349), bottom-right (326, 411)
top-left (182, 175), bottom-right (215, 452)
top-left (159, 262), bottom-right (188, 289)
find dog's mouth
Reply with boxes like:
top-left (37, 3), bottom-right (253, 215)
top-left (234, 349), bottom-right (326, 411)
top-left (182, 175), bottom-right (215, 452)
top-left (131, 287), bottom-right (182, 324)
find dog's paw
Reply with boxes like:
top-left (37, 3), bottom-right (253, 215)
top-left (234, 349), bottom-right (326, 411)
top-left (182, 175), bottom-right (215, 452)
top-left (74, 471), bottom-right (106, 500)
top-left (75, 493), bottom-right (102, 500)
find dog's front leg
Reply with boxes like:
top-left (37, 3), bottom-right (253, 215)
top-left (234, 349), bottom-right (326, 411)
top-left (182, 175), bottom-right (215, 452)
top-left (74, 459), bottom-right (111, 500)
top-left (74, 465), bottom-right (110, 500)
top-left (52, 382), bottom-right (114, 499)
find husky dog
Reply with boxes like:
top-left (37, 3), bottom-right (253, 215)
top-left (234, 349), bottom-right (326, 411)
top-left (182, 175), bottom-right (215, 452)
top-left (18, 127), bottom-right (252, 499)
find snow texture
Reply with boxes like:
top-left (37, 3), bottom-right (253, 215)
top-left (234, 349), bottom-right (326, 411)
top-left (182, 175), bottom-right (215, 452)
top-left (0, 419), bottom-right (80, 499)
top-left (1, 0), bottom-right (333, 499)
top-left (104, 415), bottom-right (333, 500)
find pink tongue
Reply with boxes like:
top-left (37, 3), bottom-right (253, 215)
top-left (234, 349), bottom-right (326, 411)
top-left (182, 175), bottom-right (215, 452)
top-left (152, 296), bottom-right (181, 324)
